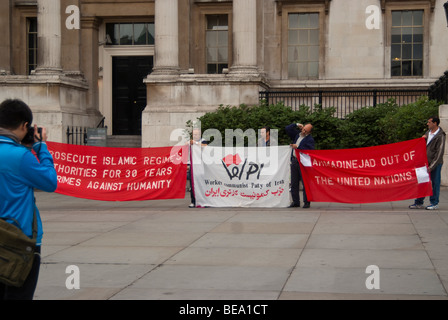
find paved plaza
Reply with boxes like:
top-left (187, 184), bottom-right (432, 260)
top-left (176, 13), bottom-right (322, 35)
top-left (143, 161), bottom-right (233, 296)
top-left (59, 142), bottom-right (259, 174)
top-left (33, 188), bottom-right (448, 300)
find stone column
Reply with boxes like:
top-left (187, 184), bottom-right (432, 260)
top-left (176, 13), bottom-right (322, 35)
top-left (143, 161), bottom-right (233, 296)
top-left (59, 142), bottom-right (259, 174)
top-left (152, 0), bottom-right (179, 75)
top-left (0, 0), bottom-right (11, 74)
top-left (230, 0), bottom-right (258, 74)
top-left (61, 0), bottom-right (83, 77)
top-left (35, 0), bottom-right (62, 74)
top-left (439, 104), bottom-right (448, 186)
top-left (80, 16), bottom-right (101, 112)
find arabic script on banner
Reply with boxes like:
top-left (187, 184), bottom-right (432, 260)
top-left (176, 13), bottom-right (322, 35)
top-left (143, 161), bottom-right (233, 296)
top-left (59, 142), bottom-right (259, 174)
top-left (192, 146), bottom-right (291, 207)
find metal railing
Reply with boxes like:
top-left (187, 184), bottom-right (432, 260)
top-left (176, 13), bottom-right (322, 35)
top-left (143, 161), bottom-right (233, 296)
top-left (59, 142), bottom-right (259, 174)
top-left (66, 126), bottom-right (87, 145)
top-left (66, 117), bottom-right (107, 145)
top-left (429, 71), bottom-right (448, 104)
top-left (260, 71), bottom-right (448, 117)
top-left (96, 117), bottom-right (106, 129)
top-left (259, 89), bottom-right (430, 118)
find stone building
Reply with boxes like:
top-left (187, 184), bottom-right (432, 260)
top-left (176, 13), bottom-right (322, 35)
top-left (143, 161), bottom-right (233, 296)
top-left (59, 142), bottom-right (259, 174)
top-left (1, 0), bottom-right (447, 148)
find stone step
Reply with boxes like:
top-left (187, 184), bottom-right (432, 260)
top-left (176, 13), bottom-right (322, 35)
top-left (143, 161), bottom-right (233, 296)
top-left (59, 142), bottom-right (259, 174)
top-left (106, 135), bottom-right (141, 148)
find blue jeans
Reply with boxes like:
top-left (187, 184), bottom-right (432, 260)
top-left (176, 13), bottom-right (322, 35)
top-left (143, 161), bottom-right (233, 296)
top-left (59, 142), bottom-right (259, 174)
top-left (415, 164), bottom-right (442, 206)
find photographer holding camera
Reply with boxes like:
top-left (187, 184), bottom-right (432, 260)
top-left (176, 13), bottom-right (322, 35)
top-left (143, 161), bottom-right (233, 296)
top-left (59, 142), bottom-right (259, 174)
top-left (0, 99), bottom-right (57, 300)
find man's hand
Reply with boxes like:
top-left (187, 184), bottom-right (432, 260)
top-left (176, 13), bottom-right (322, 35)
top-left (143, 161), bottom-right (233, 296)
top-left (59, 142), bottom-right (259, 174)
top-left (190, 139), bottom-right (200, 145)
top-left (33, 125), bottom-right (47, 143)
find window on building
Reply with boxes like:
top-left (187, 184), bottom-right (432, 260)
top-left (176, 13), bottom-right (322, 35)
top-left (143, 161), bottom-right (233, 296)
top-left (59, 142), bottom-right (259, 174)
top-left (206, 14), bottom-right (228, 74)
top-left (106, 23), bottom-right (155, 46)
top-left (391, 10), bottom-right (423, 77)
top-left (287, 13), bottom-right (319, 79)
top-left (27, 17), bottom-right (38, 75)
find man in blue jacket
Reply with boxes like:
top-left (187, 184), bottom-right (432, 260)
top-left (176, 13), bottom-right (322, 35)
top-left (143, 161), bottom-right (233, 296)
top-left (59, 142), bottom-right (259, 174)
top-left (285, 122), bottom-right (315, 208)
top-left (0, 99), bottom-right (58, 300)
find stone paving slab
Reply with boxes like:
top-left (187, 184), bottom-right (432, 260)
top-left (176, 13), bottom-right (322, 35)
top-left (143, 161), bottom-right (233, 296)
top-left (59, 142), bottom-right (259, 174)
top-left (284, 267), bottom-right (446, 296)
top-left (296, 248), bottom-right (434, 269)
top-left (130, 265), bottom-right (292, 292)
top-left (165, 247), bottom-right (303, 267)
top-left (32, 190), bottom-right (448, 300)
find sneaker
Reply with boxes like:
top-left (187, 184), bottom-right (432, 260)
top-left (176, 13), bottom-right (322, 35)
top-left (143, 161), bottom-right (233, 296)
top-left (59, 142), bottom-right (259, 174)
top-left (188, 203), bottom-right (195, 208)
top-left (409, 204), bottom-right (424, 209)
top-left (425, 204), bottom-right (439, 210)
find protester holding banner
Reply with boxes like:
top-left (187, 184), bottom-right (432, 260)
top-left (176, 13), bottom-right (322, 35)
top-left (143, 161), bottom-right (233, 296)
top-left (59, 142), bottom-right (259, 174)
top-left (286, 122), bottom-right (315, 208)
top-left (258, 126), bottom-right (270, 147)
top-left (0, 99), bottom-right (58, 300)
top-left (409, 116), bottom-right (446, 210)
top-left (189, 128), bottom-right (209, 208)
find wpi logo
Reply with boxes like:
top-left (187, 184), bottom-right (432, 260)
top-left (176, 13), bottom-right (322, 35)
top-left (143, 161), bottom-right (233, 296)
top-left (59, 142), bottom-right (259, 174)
top-left (221, 154), bottom-right (265, 180)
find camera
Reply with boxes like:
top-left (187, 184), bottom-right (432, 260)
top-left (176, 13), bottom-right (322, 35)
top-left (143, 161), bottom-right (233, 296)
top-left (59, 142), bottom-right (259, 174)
top-left (22, 126), bottom-right (42, 145)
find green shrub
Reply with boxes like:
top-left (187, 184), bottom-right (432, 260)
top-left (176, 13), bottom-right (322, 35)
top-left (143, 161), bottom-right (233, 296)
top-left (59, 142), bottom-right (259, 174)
top-left (186, 96), bottom-right (441, 149)
top-left (379, 96), bottom-right (440, 143)
top-left (338, 99), bottom-right (398, 149)
top-left (303, 105), bottom-right (342, 150)
top-left (188, 101), bottom-right (312, 146)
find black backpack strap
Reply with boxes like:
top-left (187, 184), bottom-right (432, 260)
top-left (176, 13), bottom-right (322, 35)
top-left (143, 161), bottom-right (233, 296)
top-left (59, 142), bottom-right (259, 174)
top-left (0, 216), bottom-right (21, 229)
top-left (32, 197), bottom-right (37, 240)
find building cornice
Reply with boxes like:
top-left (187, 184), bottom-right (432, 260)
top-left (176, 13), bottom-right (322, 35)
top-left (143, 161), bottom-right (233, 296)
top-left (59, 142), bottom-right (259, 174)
top-left (380, 0), bottom-right (436, 12)
top-left (268, 78), bottom-right (437, 90)
top-left (275, 0), bottom-right (331, 15)
top-left (0, 74), bottom-right (89, 90)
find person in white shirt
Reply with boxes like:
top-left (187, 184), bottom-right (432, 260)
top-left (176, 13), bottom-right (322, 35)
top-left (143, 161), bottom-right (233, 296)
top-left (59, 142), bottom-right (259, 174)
top-left (409, 116), bottom-right (446, 210)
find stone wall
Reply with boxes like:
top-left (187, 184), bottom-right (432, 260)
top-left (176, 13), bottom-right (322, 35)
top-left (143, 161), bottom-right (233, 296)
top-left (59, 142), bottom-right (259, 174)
top-left (0, 75), bottom-right (100, 143)
top-left (439, 104), bottom-right (448, 186)
top-left (142, 74), bottom-right (266, 147)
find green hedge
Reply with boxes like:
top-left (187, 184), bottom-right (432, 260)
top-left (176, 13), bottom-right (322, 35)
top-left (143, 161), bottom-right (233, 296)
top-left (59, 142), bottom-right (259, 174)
top-left (186, 96), bottom-right (441, 150)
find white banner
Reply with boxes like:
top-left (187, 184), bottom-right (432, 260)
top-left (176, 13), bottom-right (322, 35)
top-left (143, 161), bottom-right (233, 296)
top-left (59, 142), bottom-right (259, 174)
top-left (192, 145), bottom-right (291, 207)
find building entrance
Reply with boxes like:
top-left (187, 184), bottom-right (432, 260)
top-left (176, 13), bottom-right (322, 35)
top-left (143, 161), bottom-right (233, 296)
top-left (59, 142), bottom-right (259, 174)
top-left (112, 56), bottom-right (153, 135)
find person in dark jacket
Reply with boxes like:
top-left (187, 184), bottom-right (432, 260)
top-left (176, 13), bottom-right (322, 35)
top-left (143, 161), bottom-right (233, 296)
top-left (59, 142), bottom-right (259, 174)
top-left (285, 122), bottom-right (315, 208)
top-left (258, 126), bottom-right (270, 146)
top-left (0, 99), bottom-right (57, 300)
top-left (409, 116), bottom-right (446, 210)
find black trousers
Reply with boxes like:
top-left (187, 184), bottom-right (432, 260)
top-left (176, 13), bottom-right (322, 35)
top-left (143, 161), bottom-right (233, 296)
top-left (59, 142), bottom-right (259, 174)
top-left (190, 187), bottom-right (196, 205)
top-left (290, 157), bottom-right (308, 205)
top-left (0, 246), bottom-right (41, 300)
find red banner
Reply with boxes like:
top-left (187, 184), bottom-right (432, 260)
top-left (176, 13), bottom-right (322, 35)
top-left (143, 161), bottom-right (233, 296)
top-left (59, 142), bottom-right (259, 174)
top-left (297, 138), bottom-right (432, 203)
top-left (46, 142), bottom-right (188, 201)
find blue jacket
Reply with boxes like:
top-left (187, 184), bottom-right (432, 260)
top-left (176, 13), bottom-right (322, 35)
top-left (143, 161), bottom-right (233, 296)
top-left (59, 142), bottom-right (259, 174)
top-left (285, 123), bottom-right (315, 151)
top-left (0, 136), bottom-right (57, 245)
